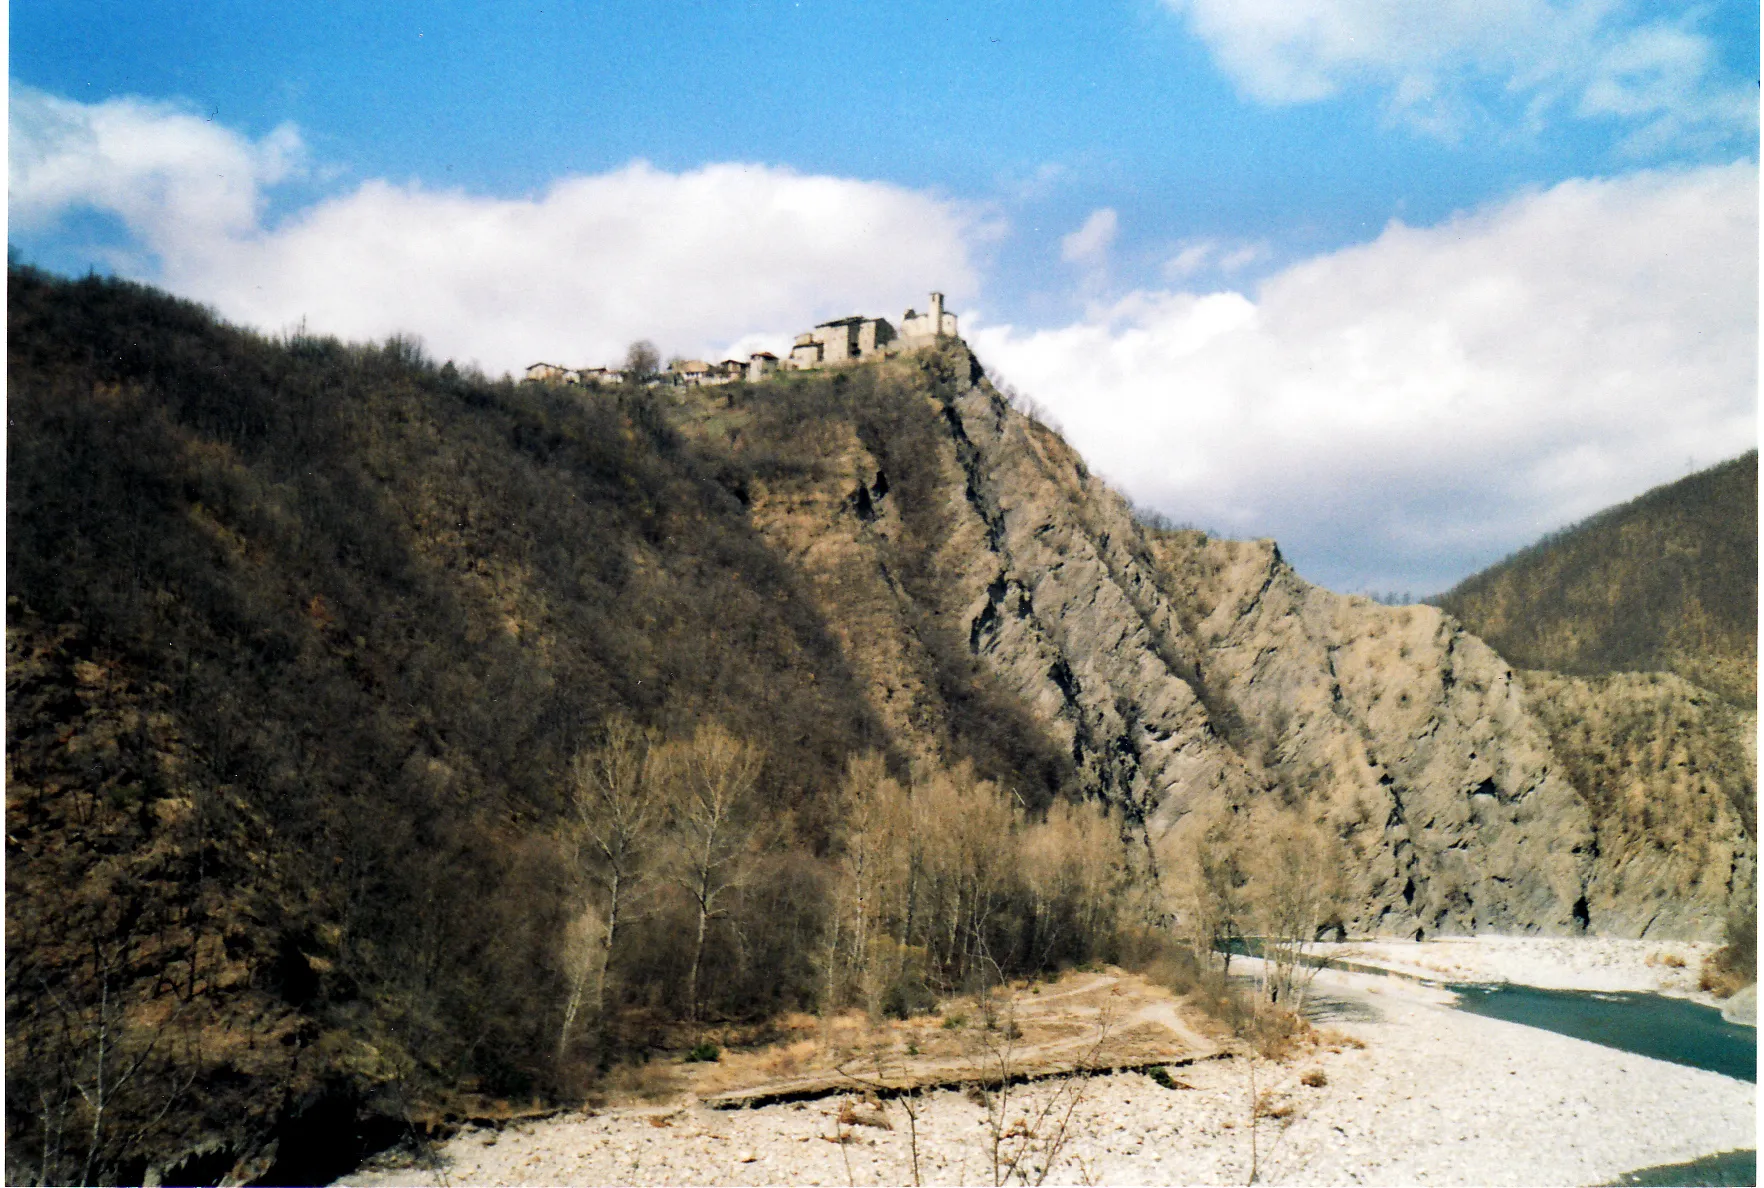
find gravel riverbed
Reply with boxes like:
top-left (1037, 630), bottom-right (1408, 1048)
top-left (339, 948), bottom-right (1755, 1186)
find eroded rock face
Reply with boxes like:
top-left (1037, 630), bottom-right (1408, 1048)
top-left (1140, 532), bottom-right (1595, 936)
top-left (1517, 671), bottom-right (1756, 940)
top-left (736, 343), bottom-right (1748, 938)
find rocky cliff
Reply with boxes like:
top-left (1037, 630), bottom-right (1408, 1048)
top-left (692, 340), bottom-right (1750, 940)
top-left (1517, 670), bottom-right (1755, 938)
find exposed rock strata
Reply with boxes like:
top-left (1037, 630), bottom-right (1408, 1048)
top-left (734, 342), bottom-right (1750, 939)
top-left (1518, 670), bottom-right (1755, 938)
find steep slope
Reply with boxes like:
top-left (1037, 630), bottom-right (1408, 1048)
top-left (5, 268), bottom-right (900, 1182)
top-left (9, 267), bottom-right (1752, 1180)
top-left (1142, 534), bottom-right (1596, 936)
top-left (700, 351), bottom-right (1597, 937)
top-left (1516, 671), bottom-right (1755, 938)
top-left (700, 344), bottom-right (1750, 942)
top-left (1435, 452), bottom-right (1757, 705)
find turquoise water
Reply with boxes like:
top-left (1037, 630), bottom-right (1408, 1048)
top-left (1446, 981), bottom-right (1749, 1087)
top-left (1451, 987), bottom-right (1757, 1187)
top-left (1450, 984), bottom-right (1756, 1083)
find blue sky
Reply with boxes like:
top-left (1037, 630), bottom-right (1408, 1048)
top-left (10, 1), bottom-right (1760, 593)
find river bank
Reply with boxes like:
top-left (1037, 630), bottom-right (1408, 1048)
top-left (339, 954), bottom-right (1755, 1186)
top-left (1305, 936), bottom-right (1724, 1002)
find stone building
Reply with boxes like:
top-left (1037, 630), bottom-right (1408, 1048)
top-left (783, 292), bottom-right (957, 371)
top-left (672, 359), bottom-right (714, 386)
top-left (788, 315), bottom-right (895, 368)
top-left (523, 291), bottom-right (957, 388)
top-left (524, 362), bottom-right (625, 386)
top-left (524, 362), bottom-right (569, 383)
top-left (899, 291), bottom-right (957, 341)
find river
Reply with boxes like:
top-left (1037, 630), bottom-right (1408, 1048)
top-left (1449, 984), bottom-right (1755, 1186)
top-left (1450, 984), bottom-right (1756, 1083)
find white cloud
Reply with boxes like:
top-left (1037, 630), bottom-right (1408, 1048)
top-left (1060, 207), bottom-right (1119, 266)
top-left (10, 85), bottom-right (303, 267)
top-left (1161, 238), bottom-right (1268, 281)
top-left (1164, 0), bottom-right (1757, 146)
top-left (1162, 241), bottom-right (1214, 280)
top-left (971, 164), bottom-right (1758, 594)
top-left (9, 85), bottom-right (987, 373)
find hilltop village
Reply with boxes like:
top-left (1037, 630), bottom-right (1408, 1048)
top-left (522, 291), bottom-right (959, 388)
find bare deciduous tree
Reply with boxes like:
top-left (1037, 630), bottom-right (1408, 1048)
top-left (659, 723), bottom-right (765, 1024)
top-left (1245, 811), bottom-right (1342, 1012)
top-left (623, 339), bottom-right (661, 382)
top-left (1159, 807), bottom-right (1249, 974)
top-left (559, 717), bottom-right (662, 1060)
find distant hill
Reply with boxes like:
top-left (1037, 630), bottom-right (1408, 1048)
top-left (1435, 453), bottom-right (1757, 705)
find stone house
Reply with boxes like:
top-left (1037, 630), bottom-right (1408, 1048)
top-left (899, 291), bottom-right (956, 341)
top-left (523, 291), bottom-right (957, 388)
top-left (525, 363), bottom-right (633, 386)
top-left (673, 359), bottom-right (714, 386)
top-left (783, 292), bottom-right (957, 371)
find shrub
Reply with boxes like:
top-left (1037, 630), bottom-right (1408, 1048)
top-left (1700, 898), bottom-right (1757, 997)
top-left (1146, 1066), bottom-right (1192, 1091)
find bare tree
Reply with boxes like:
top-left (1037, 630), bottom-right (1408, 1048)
top-left (24, 944), bottom-right (200, 1185)
top-left (967, 983), bottom-right (1119, 1186)
top-left (835, 1041), bottom-right (925, 1186)
top-left (1159, 807), bottom-right (1249, 974)
top-left (622, 339), bottom-right (661, 383)
top-left (830, 752), bottom-right (915, 1015)
top-left (659, 724), bottom-right (765, 1024)
top-left (558, 717), bottom-right (663, 1060)
top-left (1021, 798), bottom-right (1125, 968)
top-left (1245, 812), bottom-right (1341, 1012)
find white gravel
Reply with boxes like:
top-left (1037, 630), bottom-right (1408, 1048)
top-left (1308, 936), bottom-right (1719, 1001)
top-left (339, 949), bottom-right (1755, 1187)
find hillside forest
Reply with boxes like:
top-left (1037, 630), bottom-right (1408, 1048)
top-left (6, 265), bottom-right (1753, 1184)
top-left (7, 267), bottom-right (1294, 1184)
top-left (1436, 451), bottom-right (1757, 705)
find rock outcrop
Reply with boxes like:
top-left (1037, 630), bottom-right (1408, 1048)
top-left (719, 341), bottom-right (1750, 939)
top-left (1518, 670), bottom-right (1755, 938)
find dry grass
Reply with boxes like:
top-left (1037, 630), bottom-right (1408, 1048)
top-left (1254, 1090), bottom-right (1296, 1120)
top-left (595, 966), bottom-right (1219, 1110)
top-left (1700, 962), bottom-right (1754, 998)
top-left (598, 1059), bottom-right (681, 1104)
top-left (1316, 1027), bottom-right (1367, 1053)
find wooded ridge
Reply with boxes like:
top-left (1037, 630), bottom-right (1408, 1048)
top-left (7, 266), bottom-right (1753, 1183)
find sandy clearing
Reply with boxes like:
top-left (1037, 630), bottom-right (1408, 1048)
top-left (338, 956), bottom-right (1754, 1187)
